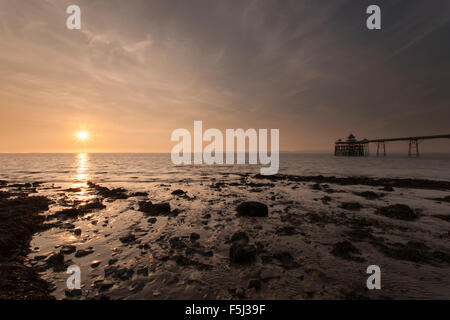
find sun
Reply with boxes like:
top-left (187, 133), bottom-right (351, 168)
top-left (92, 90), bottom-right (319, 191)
top-left (76, 131), bottom-right (89, 140)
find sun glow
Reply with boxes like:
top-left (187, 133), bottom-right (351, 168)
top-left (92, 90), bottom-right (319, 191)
top-left (76, 131), bottom-right (89, 140)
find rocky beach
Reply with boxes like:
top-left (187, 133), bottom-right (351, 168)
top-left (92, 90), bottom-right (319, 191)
top-left (1, 172), bottom-right (449, 300)
top-left (2, 0), bottom-right (450, 306)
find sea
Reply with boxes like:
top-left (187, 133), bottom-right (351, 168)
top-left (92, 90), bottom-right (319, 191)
top-left (1, 153), bottom-right (449, 186)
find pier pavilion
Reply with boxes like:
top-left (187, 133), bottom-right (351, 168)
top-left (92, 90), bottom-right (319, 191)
top-left (334, 134), bottom-right (369, 156)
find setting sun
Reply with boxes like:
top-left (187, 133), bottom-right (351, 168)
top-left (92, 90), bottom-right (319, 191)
top-left (76, 131), bottom-right (88, 140)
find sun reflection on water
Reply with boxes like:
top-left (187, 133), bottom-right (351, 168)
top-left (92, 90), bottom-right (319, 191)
top-left (72, 153), bottom-right (90, 203)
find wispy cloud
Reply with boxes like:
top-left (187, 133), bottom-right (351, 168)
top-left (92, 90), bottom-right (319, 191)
top-left (0, 0), bottom-right (449, 152)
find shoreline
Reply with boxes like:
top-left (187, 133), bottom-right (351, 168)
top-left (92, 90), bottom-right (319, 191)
top-left (0, 183), bottom-right (54, 299)
top-left (1, 174), bottom-right (449, 300)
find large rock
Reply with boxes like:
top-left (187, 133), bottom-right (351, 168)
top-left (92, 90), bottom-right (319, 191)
top-left (236, 201), bottom-right (268, 217)
top-left (340, 202), bottom-right (362, 211)
top-left (272, 251), bottom-right (300, 269)
top-left (60, 245), bottom-right (76, 255)
top-left (229, 230), bottom-right (256, 264)
top-left (248, 279), bottom-right (261, 291)
top-left (354, 191), bottom-right (385, 200)
top-left (45, 252), bottom-right (65, 271)
top-left (87, 182), bottom-right (128, 199)
top-left (190, 233), bottom-right (200, 241)
top-left (430, 195), bottom-right (450, 203)
top-left (98, 280), bottom-right (114, 292)
top-left (376, 204), bottom-right (418, 221)
top-left (138, 201), bottom-right (171, 216)
top-left (90, 260), bottom-right (102, 268)
top-left (331, 241), bottom-right (365, 262)
top-left (171, 189), bottom-right (186, 196)
top-left (229, 243), bottom-right (256, 265)
top-left (230, 231), bottom-right (249, 244)
top-left (119, 233), bottom-right (136, 244)
top-left (53, 199), bottom-right (105, 219)
top-left (65, 288), bottom-right (82, 297)
top-left (74, 248), bottom-right (95, 258)
top-left (104, 266), bottom-right (134, 280)
top-left (169, 236), bottom-right (187, 249)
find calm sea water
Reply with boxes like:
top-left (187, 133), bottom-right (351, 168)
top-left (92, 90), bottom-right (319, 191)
top-left (1, 153), bottom-right (450, 184)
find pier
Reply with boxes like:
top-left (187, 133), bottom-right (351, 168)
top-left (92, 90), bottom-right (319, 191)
top-left (335, 134), bottom-right (450, 157)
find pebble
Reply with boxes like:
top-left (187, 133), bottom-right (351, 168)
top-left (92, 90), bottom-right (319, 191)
top-left (91, 260), bottom-right (102, 268)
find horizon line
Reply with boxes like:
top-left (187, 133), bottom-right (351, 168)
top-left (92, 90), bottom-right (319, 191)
top-left (2, 151), bottom-right (450, 155)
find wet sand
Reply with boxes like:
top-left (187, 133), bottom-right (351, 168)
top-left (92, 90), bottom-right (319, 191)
top-left (1, 174), bottom-right (449, 300)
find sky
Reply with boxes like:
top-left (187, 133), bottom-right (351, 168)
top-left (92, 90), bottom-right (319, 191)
top-left (1, 0), bottom-right (450, 153)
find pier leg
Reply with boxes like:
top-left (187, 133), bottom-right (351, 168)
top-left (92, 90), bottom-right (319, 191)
top-left (408, 139), bottom-right (419, 157)
top-left (377, 142), bottom-right (386, 157)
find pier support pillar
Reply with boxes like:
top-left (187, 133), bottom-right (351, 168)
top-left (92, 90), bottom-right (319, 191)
top-left (408, 139), bottom-right (419, 157)
top-left (376, 142), bottom-right (386, 157)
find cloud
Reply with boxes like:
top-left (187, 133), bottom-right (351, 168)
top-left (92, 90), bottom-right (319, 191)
top-left (0, 0), bottom-right (449, 152)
